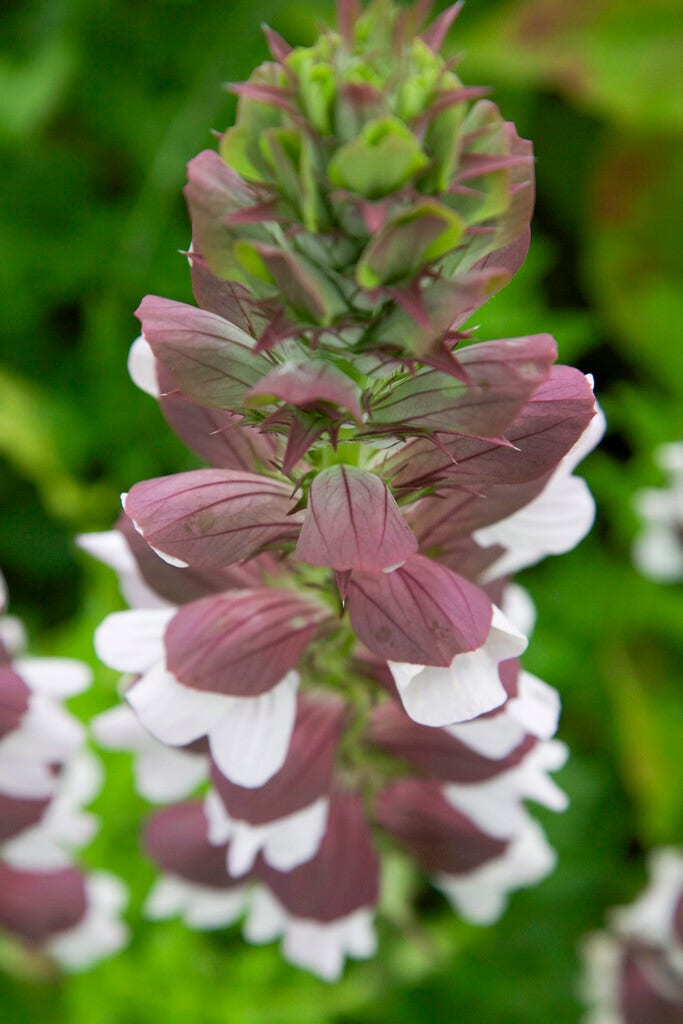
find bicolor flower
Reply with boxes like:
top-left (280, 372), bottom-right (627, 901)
top-left (246, 793), bottom-right (379, 982)
top-left (632, 441), bottom-right (683, 582)
top-left (376, 780), bottom-right (556, 925)
top-left (0, 864), bottom-right (128, 971)
top-left (91, 704), bottom-right (208, 804)
top-left (95, 588), bottom-right (331, 786)
top-left (579, 848), bottom-right (683, 1023)
top-left (143, 802), bottom-right (252, 931)
top-left (0, 572), bottom-right (128, 970)
top-left (1, 752), bottom-right (101, 870)
top-left (81, 0), bottom-right (604, 980)
top-left (204, 693), bottom-right (346, 876)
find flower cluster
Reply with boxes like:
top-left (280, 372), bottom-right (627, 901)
top-left (632, 442), bottom-right (683, 583)
top-left (580, 848), bottom-right (683, 1023)
top-left (84, 0), bottom-right (602, 980)
top-left (0, 572), bottom-right (128, 971)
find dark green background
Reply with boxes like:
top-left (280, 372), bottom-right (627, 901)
top-left (1, 0), bottom-right (682, 1020)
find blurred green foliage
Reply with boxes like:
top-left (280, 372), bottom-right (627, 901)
top-left (0, 0), bottom-right (682, 1021)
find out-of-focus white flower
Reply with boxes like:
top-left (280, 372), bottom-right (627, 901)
top-left (632, 442), bottom-right (683, 582)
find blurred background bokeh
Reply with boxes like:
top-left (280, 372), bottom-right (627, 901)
top-left (1, 0), bottom-right (681, 1020)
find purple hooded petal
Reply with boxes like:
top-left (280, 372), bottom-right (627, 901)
top-left (114, 514), bottom-right (271, 607)
top-left (190, 260), bottom-right (269, 336)
top-left (385, 365), bottom-right (596, 493)
top-left (371, 334), bottom-right (556, 436)
top-left (164, 589), bottom-right (327, 697)
top-left (0, 666), bottom-right (30, 740)
top-left (124, 469), bottom-right (300, 569)
top-left (156, 365), bottom-right (280, 471)
top-left (0, 864), bottom-right (87, 943)
top-left (619, 947), bottom-right (683, 1024)
top-left (295, 465), bottom-right (417, 572)
top-left (367, 700), bottom-right (535, 783)
top-left (371, 270), bottom-right (508, 357)
top-left (184, 150), bottom-right (263, 282)
top-left (0, 791), bottom-right (51, 842)
top-left (143, 802), bottom-right (243, 889)
top-left (136, 295), bottom-right (272, 411)
top-left (210, 692), bottom-right (346, 825)
top-left (247, 361), bottom-right (363, 422)
top-left (255, 793), bottom-right (379, 923)
top-left (347, 555), bottom-right (492, 666)
top-left (376, 780), bottom-right (508, 876)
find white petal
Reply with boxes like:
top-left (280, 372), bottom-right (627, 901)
top-left (77, 531), bottom-right (170, 609)
top-left (126, 663), bottom-right (228, 747)
top-left (227, 822), bottom-right (268, 877)
top-left (389, 607), bottom-right (526, 727)
top-left (284, 919), bottom-right (346, 982)
top-left (507, 671), bottom-right (561, 741)
top-left (0, 753), bottom-right (57, 799)
top-left (14, 657), bottom-right (92, 698)
top-left (208, 671), bottom-right (299, 787)
top-left (0, 615), bottom-right (27, 657)
top-left (282, 909), bottom-right (377, 982)
top-left (341, 909), bottom-right (378, 959)
top-left (93, 704), bottom-right (207, 802)
top-left (243, 888), bottom-right (287, 944)
top-left (204, 789), bottom-right (233, 845)
top-left (128, 335), bottom-right (160, 397)
top-left (2, 752), bottom-right (102, 868)
top-left (144, 875), bottom-right (248, 931)
top-left (578, 932), bottom-right (622, 1021)
top-left (47, 873), bottom-right (129, 971)
top-left (476, 474), bottom-right (596, 580)
top-left (610, 847), bottom-right (683, 946)
top-left (135, 746), bottom-right (207, 804)
top-left (91, 703), bottom-right (151, 751)
top-left (94, 608), bottom-right (175, 673)
top-left (444, 740), bottom-right (568, 839)
top-left (0, 697), bottom-right (84, 797)
top-left (434, 820), bottom-right (556, 924)
top-left (2, 808), bottom-right (98, 869)
top-left (632, 524), bottom-right (683, 581)
top-left (500, 584), bottom-right (536, 637)
top-left (446, 714), bottom-right (527, 760)
top-left (657, 442), bottom-right (683, 475)
top-left (263, 798), bottom-right (329, 873)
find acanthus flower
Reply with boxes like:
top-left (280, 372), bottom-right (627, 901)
top-left (579, 848), bottom-right (683, 1023)
top-left (82, 0), bottom-right (603, 981)
top-left (0, 572), bottom-right (128, 971)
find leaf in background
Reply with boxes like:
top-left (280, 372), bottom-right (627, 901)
top-left (0, 368), bottom-right (110, 524)
top-left (458, 0), bottom-right (683, 133)
top-left (584, 138), bottom-right (683, 393)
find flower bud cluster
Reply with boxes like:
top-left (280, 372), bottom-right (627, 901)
top-left (580, 848), bottom-right (683, 1022)
top-left (0, 573), bottom-right (128, 972)
top-left (85, 0), bottom-right (603, 980)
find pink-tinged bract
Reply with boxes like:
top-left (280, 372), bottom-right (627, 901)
top-left (164, 589), bottom-right (328, 697)
top-left (347, 555), bottom-right (492, 665)
top-left (295, 464), bottom-right (418, 573)
top-left (124, 469), bottom-right (300, 569)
